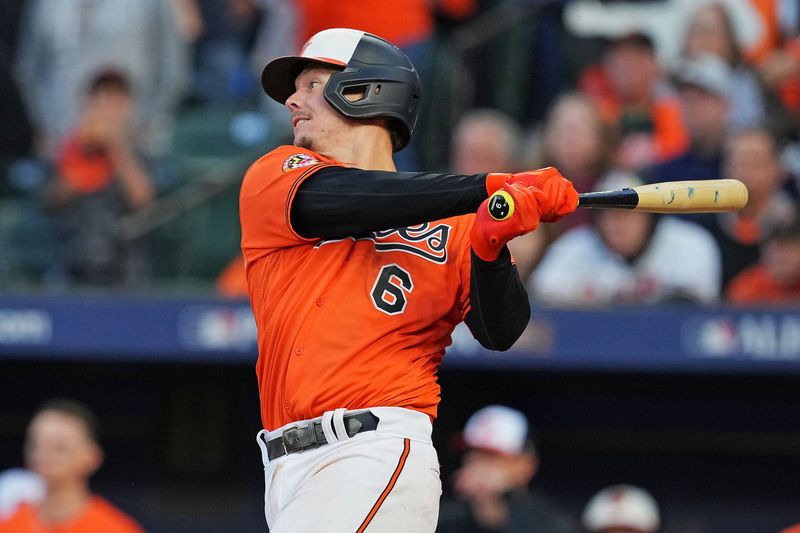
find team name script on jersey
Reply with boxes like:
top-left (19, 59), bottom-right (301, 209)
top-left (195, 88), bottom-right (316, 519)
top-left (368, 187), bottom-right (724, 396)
top-left (316, 223), bottom-right (452, 265)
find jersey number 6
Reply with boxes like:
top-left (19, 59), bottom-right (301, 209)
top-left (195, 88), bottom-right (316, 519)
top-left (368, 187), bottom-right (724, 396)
top-left (371, 264), bottom-right (414, 315)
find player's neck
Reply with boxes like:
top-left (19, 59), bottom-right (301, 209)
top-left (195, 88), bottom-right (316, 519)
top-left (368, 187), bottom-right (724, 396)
top-left (323, 124), bottom-right (396, 171)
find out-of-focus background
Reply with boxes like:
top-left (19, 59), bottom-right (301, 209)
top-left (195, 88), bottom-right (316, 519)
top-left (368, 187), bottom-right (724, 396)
top-left (1, 0), bottom-right (800, 531)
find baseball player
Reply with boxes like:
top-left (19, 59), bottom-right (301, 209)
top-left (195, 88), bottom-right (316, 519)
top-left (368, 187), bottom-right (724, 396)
top-left (240, 28), bottom-right (578, 532)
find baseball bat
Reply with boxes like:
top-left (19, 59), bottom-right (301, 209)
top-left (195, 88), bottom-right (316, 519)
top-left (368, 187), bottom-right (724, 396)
top-left (576, 179), bottom-right (748, 213)
top-left (487, 179), bottom-right (748, 220)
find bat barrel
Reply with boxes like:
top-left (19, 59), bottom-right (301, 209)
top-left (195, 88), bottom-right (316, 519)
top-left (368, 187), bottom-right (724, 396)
top-left (577, 179), bottom-right (748, 214)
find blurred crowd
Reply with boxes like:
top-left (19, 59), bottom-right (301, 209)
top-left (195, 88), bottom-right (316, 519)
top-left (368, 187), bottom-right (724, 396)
top-left (3, 0), bottom-right (800, 306)
top-left (1, 399), bottom-right (797, 532)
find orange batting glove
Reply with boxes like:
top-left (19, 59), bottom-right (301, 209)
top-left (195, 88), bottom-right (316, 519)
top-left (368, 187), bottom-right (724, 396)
top-left (471, 182), bottom-right (546, 262)
top-left (485, 167), bottom-right (579, 222)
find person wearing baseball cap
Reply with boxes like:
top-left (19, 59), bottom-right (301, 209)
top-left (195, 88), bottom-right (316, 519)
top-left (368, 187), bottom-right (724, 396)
top-left (647, 53), bottom-right (732, 184)
top-left (243, 28), bottom-right (578, 532)
top-left (437, 405), bottom-right (580, 533)
top-left (582, 484), bottom-right (661, 533)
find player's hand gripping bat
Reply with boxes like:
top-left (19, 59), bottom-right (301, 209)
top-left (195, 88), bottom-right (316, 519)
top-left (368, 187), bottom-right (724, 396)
top-left (487, 179), bottom-right (748, 220)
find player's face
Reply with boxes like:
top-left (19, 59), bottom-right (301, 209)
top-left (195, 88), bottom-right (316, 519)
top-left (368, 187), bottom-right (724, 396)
top-left (24, 411), bottom-right (101, 486)
top-left (286, 67), bottom-right (353, 152)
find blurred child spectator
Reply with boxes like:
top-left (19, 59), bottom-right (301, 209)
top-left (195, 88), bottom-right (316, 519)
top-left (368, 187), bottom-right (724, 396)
top-left (46, 69), bottom-right (155, 286)
top-left (579, 32), bottom-right (689, 172)
top-left (0, 399), bottom-right (144, 533)
top-left (682, 2), bottom-right (766, 129)
top-left (530, 171), bottom-right (721, 306)
top-left (726, 217), bottom-right (800, 304)
top-left (699, 126), bottom-right (797, 288)
top-left (14, 0), bottom-right (189, 158)
top-left (582, 484), bottom-right (660, 533)
top-left (647, 53), bottom-right (731, 183)
top-left (437, 405), bottom-right (580, 533)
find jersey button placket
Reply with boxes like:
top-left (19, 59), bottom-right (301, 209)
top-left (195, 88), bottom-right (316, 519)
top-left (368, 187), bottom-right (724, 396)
top-left (316, 296), bottom-right (326, 306)
top-left (294, 347), bottom-right (304, 356)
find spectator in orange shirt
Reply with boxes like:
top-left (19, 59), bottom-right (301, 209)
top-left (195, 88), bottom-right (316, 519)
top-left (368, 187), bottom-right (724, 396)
top-left (699, 126), bottom-right (797, 288)
top-left (216, 252), bottom-right (249, 297)
top-left (46, 68), bottom-right (156, 286)
top-left (579, 32), bottom-right (689, 172)
top-left (0, 399), bottom-right (144, 533)
top-left (727, 216), bottom-right (800, 304)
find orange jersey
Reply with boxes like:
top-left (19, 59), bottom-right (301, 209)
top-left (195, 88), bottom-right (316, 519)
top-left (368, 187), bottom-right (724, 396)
top-left (0, 498), bottom-right (144, 533)
top-left (240, 146), bottom-right (474, 430)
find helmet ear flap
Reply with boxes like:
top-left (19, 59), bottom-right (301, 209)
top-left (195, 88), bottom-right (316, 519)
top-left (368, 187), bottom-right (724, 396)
top-left (324, 66), bottom-right (420, 152)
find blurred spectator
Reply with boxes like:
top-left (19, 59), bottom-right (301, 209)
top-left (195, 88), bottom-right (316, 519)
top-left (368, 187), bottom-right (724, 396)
top-left (437, 405), bottom-right (580, 533)
top-left (564, 0), bottom-right (764, 68)
top-left (579, 32), bottom-right (689, 172)
top-left (0, 468), bottom-right (44, 520)
top-left (726, 217), bottom-right (800, 304)
top-left (0, 399), bottom-right (144, 533)
top-left (289, 0), bottom-right (477, 170)
top-left (530, 171), bottom-right (721, 306)
top-left (216, 252), bottom-right (248, 298)
top-left (451, 108), bottom-right (522, 176)
top-left (450, 108), bottom-right (544, 281)
top-left (14, 0), bottom-right (189, 158)
top-left (45, 68), bottom-right (155, 286)
top-left (190, 0), bottom-right (266, 104)
top-left (292, 0), bottom-right (475, 51)
top-left (682, 2), bottom-right (766, 129)
top-left (699, 126), bottom-right (797, 288)
top-left (746, 0), bottom-right (800, 121)
top-left (525, 92), bottom-right (614, 230)
top-left (172, 0), bottom-right (205, 44)
top-left (0, 0), bottom-right (33, 195)
top-left (582, 484), bottom-right (660, 533)
top-left (647, 53), bottom-right (731, 183)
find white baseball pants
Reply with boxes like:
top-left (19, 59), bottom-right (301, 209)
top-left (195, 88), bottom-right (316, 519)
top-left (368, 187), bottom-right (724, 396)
top-left (256, 407), bottom-right (441, 532)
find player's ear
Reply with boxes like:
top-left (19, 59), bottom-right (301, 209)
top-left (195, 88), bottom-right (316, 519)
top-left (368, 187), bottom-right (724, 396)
top-left (82, 443), bottom-right (104, 477)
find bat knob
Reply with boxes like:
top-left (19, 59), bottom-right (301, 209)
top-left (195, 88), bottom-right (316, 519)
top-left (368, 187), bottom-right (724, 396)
top-left (488, 191), bottom-right (515, 221)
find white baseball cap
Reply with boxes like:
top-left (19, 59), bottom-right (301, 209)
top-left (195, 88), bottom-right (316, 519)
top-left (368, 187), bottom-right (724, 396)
top-left (462, 405), bottom-right (530, 455)
top-left (676, 53), bottom-right (733, 99)
top-left (582, 484), bottom-right (661, 532)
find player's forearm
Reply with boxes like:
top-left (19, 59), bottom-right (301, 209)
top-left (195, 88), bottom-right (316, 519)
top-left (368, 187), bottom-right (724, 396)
top-left (291, 167), bottom-right (488, 238)
top-left (464, 248), bottom-right (530, 351)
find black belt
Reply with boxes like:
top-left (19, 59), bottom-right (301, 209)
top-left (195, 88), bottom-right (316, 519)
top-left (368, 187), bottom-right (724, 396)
top-left (263, 412), bottom-right (379, 461)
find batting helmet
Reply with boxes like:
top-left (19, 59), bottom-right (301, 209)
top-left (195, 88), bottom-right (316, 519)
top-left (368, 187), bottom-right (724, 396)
top-left (261, 28), bottom-right (422, 152)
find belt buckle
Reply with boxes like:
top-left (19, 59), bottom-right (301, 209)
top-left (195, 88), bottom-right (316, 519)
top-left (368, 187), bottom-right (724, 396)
top-left (281, 425), bottom-right (300, 455)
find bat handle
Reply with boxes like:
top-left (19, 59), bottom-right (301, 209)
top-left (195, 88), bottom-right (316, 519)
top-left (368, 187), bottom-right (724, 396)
top-left (578, 188), bottom-right (639, 209)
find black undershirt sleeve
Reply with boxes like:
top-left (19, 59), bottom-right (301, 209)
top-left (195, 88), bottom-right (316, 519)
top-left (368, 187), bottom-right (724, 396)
top-left (291, 165), bottom-right (529, 351)
top-left (464, 248), bottom-right (531, 351)
top-left (291, 166), bottom-right (488, 239)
